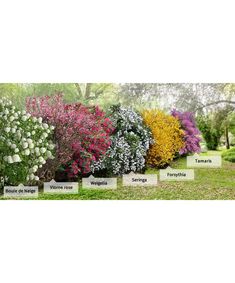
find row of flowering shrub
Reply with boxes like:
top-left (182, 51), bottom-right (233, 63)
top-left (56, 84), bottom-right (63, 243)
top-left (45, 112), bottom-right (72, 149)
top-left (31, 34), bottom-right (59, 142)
top-left (0, 95), bottom-right (201, 185)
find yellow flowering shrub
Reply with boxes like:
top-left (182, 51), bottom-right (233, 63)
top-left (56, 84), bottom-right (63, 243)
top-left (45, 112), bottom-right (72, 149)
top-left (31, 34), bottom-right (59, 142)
top-left (142, 110), bottom-right (185, 167)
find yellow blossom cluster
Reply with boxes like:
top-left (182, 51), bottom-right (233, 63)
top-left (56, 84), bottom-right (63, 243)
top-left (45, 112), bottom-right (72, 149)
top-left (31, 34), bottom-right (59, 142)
top-left (142, 110), bottom-right (185, 167)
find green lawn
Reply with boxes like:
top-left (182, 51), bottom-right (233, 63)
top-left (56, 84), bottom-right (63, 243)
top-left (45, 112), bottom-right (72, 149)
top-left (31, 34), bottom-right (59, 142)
top-left (1, 151), bottom-right (235, 200)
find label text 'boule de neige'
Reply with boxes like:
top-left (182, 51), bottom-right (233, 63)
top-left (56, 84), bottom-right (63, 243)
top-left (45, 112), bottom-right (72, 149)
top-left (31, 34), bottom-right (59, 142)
top-left (4, 184), bottom-right (38, 198)
top-left (187, 154), bottom-right (222, 168)
top-left (123, 172), bottom-right (158, 186)
top-left (44, 179), bottom-right (78, 194)
top-left (82, 175), bottom-right (117, 189)
top-left (160, 167), bottom-right (194, 181)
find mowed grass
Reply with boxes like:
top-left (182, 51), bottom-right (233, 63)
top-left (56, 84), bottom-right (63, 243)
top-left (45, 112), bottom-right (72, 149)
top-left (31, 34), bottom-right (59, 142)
top-left (1, 151), bottom-right (235, 200)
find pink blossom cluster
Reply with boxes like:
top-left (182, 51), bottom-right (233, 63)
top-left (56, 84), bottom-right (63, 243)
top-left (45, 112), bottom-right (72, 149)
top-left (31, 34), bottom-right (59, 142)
top-left (26, 94), bottom-right (114, 177)
top-left (172, 109), bottom-right (201, 155)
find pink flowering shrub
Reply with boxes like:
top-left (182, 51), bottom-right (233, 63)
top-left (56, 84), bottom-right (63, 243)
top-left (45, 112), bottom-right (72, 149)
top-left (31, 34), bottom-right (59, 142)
top-left (171, 110), bottom-right (201, 155)
top-left (26, 94), bottom-right (114, 178)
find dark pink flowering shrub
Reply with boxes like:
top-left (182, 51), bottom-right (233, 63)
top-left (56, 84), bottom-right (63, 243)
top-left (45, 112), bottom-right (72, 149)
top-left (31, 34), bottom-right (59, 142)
top-left (171, 110), bottom-right (201, 155)
top-left (26, 94), bottom-right (114, 178)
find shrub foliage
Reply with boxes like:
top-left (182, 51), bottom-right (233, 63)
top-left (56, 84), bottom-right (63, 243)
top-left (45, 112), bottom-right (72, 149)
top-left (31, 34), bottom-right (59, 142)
top-left (0, 97), bottom-right (55, 185)
top-left (26, 94), bottom-right (114, 179)
top-left (142, 110), bottom-right (185, 167)
top-left (172, 110), bottom-right (201, 155)
top-left (92, 105), bottom-right (152, 175)
top-left (196, 115), bottom-right (220, 150)
top-left (222, 147), bottom-right (235, 163)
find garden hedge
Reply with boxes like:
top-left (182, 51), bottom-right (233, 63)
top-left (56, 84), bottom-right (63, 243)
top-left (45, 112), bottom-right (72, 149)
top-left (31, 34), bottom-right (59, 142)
top-left (0, 94), bottom-right (206, 185)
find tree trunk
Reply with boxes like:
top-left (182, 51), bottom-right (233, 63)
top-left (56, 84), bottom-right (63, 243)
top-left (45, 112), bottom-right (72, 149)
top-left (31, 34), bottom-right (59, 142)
top-left (225, 127), bottom-right (230, 149)
top-left (75, 83), bottom-right (83, 98)
top-left (85, 83), bottom-right (92, 99)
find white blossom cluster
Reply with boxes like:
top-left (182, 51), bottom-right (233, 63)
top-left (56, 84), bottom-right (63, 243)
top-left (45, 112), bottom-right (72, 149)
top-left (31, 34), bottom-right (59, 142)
top-left (0, 97), bottom-right (55, 184)
top-left (92, 105), bottom-right (153, 175)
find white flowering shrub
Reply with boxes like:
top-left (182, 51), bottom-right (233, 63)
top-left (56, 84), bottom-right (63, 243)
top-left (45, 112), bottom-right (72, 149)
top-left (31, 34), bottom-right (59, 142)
top-left (0, 97), bottom-right (55, 185)
top-left (92, 105), bottom-right (153, 175)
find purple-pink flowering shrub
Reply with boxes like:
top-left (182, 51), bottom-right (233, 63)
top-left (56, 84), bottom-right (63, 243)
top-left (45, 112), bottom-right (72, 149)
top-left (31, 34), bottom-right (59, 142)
top-left (172, 110), bottom-right (201, 155)
top-left (26, 94), bottom-right (114, 179)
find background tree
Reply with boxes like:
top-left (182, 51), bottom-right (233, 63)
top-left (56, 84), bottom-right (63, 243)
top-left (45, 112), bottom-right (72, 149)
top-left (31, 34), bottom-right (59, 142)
top-left (1, 83), bottom-right (119, 110)
top-left (74, 83), bottom-right (117, 102)
top-left (212, 106), bottom-right (235, 149)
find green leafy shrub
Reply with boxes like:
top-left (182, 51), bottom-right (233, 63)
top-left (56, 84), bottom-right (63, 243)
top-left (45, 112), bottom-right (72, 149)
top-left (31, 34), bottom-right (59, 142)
top-left (197, 115), bottom-right (220, 150)
top-left (222, 147), bottom-right (235, 162)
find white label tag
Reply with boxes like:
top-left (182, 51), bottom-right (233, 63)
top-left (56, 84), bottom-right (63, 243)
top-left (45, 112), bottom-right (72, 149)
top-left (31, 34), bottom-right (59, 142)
top-left (160, 168), bottom-right (194, 181)
top-left (123, 172), bottom-right (158, 186)
top-left (187, 155), bottom-right (222, 168)
top-left (44, 180), bottom-right (78, 194)
top-left (4, 184), bottom-right (38, 198)
top-left (82, 175), bottom-right (117, 189)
